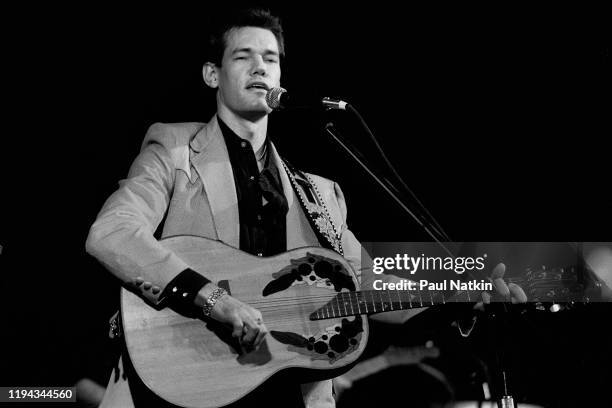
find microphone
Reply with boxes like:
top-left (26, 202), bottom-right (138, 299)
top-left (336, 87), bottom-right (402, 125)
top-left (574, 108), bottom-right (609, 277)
top-left (265, 87), bottom-right (348, 111)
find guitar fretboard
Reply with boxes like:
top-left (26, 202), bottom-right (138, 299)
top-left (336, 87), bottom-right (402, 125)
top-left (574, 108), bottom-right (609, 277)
top-left (309, 289), bottom-right (477, 320)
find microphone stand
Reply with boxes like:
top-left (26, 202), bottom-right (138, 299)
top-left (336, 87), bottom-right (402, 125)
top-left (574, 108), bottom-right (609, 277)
top-left (323, 110), bottom-right (519, 408)
top-left (323, 122), bottom-right (454, 256)
top-left (486, 303), bottom-right (517, 408)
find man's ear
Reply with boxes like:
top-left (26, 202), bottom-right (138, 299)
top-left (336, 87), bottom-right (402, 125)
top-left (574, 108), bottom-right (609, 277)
top-left (202, 62), bottom-right (219, 88)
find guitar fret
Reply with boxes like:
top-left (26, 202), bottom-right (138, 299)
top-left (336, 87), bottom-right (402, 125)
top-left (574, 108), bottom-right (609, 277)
top-left (340, 292), bottom-right (348, 316)
top-left (387, 291), bottom-right (393, 311)
top-left (405, 291), bottom-right (412, 309)
top-left (370, 291), bottom-right (377, 312)
top-left (348, 292), bottom-right (355, 315)
top-left (397, 290), bottom-right (403, 309)
top-left (352, 292), bottom-right (361, 314)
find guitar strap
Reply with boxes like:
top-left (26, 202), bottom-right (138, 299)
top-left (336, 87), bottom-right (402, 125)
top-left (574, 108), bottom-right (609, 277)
top-left (281, 160), bottom-right (344, 257)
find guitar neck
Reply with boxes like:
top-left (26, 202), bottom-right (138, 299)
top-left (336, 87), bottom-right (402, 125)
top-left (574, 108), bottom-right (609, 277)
top-left (310, 264), bottom-right (590, 321)
top-left (310, 288), bottom-right (476, 320)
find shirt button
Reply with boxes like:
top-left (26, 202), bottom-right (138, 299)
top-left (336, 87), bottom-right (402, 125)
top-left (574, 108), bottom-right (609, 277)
top-left (257, 253), bottom-right (263, 257)
top-left (256, 214), bottom-right (262, 221)
top-left (240, 141), bottom-right (247, 148)
top-left (249, 175), bottom-right (255, 181)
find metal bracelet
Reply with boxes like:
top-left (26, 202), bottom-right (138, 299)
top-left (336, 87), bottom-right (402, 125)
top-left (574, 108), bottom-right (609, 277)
top-left (202, 287), bottom-right (228, 317)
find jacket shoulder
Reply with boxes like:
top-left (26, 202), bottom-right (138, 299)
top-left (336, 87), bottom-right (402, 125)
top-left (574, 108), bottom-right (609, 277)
top-left (141, 122), bottom-right (205, 150)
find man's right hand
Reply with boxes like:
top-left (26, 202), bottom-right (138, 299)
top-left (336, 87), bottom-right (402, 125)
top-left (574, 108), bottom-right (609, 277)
top-left (196, 285), bottom-right (268, 351)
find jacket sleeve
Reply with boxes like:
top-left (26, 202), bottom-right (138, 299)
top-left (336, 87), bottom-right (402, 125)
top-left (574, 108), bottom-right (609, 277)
top-left (332, 182), bottom-right (427, 324)
top-left (85, 123), bottom-right (191, 305)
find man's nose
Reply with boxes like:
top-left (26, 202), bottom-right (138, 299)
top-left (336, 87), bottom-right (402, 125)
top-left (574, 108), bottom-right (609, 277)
top-left (251, 56), bottom-right (267, 76)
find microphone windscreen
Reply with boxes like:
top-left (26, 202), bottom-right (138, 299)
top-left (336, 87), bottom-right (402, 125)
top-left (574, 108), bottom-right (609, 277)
top-left (265, 87), bottom-right (287, 110)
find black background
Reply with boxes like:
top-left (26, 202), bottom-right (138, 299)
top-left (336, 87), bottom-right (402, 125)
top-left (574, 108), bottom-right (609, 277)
top-left (1, 2), bottom-right (610, 407)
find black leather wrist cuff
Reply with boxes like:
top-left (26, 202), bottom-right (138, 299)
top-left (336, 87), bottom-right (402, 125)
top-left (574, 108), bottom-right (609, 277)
top-left (160, 268), bottom-right (211, 317)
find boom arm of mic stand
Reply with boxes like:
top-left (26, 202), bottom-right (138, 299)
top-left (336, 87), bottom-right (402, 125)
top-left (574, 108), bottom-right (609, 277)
top-left (323, 122), bottom-right (454, 257)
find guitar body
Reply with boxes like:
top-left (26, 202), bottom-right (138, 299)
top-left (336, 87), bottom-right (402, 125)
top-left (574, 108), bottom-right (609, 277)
top-left (121, 235), bottom-right (368, 408)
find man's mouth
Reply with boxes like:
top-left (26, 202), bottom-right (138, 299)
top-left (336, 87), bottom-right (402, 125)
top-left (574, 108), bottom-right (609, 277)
top-left (246, 82), bottom-right (269, 91)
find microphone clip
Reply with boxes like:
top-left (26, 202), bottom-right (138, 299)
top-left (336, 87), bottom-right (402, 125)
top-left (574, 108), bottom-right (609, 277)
top-left (322, 97), bottom-right (348, 111)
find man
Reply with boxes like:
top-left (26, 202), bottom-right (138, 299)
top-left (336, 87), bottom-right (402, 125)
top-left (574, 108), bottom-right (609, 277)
top-left (86, 8), bottom-right (524, 407)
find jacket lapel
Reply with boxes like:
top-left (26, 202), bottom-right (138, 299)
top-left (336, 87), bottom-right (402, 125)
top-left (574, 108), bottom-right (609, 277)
top-left (189, 116), bottom-right (240, 248)
top-left (270, 143), bottom-right (321, 250)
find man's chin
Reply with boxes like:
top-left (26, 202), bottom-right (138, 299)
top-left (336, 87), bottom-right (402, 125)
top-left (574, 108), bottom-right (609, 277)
top-left (238, 107), bottom-right (270, 122)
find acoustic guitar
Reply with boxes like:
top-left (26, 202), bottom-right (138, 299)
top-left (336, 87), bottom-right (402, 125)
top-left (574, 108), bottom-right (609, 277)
top-left (120, 235), bottom-right (587, 407)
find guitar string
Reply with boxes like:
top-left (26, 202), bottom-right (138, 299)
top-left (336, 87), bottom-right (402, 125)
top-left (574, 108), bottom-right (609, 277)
top-left (250, 291), bottom-right (468, 307)
top-left (253, 297), bottom-right (525, 315)
top-left (230, 273), bottom-right (579, 310)
top-left (239, 276), bottom-right (577, 305)
top-left (245, 292), bottom-right (478, 312)
top-left (245, 291), bottom-right (438, 304)
top-left (245, 284), bottom-right (578, 312)
top-left (245, 286), bottom-right (519, 305)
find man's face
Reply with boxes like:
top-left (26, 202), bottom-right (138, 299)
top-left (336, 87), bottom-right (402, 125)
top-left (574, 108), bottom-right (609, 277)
top-left (215, 26), bottom-right (281, 120)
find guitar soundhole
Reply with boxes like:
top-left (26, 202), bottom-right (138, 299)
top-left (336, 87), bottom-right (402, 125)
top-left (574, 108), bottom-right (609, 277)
top-left (314, 341), bottom-right (328, 353)
top-left (265, 252), bottom-right (356, 296)
top-left (329, 335), bottom-right (349, 353)
top-left (270, 316), bottom-right (363, 362)
top-left (298, 264), bottom-right (312, 275)
top-left (314, 260), bottom-right (333, 276)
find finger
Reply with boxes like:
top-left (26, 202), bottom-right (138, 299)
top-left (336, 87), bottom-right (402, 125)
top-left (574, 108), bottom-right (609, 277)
top-left (232, 320), bottom-right (243, 339)
top-left (253, 323), bottom-right (268, 348)
top-left (253, 311), bottom-right (264, 323)
top-left (241, 324), bottom-right (260, 346)
top-left (508, 282), bottom-right (528, 303)
top-left (491, 263), bottom-right (506, 279)
top-left (481, 292), bottom-right (491, 304)
top-left (473, 301), bottom-right (485, 311)
top-left (492, 277), bottom-right (510, 298)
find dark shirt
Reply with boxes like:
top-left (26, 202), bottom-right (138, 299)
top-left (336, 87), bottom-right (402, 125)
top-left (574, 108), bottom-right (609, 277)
top-left (217, 117), bottom-right (288, 257)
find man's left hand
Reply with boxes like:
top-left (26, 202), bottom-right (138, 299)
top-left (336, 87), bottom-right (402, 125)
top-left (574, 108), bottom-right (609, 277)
top-left (481, 263), bottom-right (528, 304)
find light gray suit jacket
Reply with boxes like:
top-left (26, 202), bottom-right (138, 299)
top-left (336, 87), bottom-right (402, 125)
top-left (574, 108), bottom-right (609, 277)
top-left (86, 115), bottom-right (369, 303)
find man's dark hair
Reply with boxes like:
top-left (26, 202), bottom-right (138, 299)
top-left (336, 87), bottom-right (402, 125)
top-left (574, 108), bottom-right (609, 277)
top-left (208, 8), bottom-right (285, 66)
